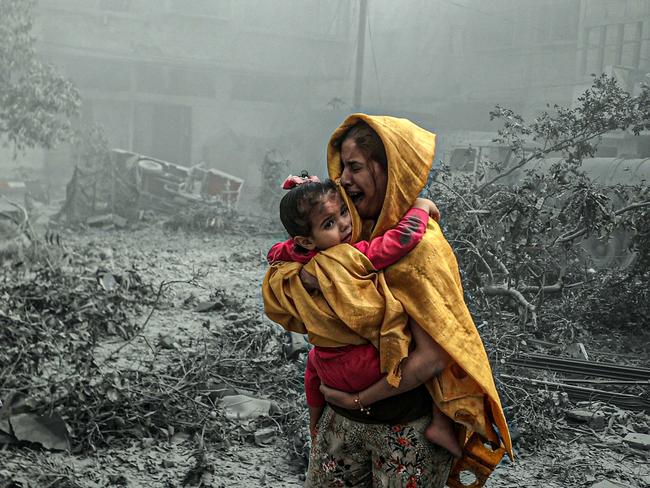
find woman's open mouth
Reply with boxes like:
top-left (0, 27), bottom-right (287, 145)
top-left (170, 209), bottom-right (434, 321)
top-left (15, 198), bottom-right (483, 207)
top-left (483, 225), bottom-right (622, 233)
top-left (348, 191), bottom-right (364, 206)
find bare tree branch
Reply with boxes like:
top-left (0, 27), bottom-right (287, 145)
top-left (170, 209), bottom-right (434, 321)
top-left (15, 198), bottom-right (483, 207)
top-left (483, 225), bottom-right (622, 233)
top-left (483, 284), bottom-right (537, 327)
top-left (476, 127), bottom-right (611, 192)
top-left (555, 200), bottom-right (650, 245)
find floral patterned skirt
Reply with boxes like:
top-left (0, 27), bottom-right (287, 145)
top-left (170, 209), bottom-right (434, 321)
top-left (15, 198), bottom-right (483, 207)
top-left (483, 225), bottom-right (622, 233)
top-left (305, 406), bottom-right (453, 487)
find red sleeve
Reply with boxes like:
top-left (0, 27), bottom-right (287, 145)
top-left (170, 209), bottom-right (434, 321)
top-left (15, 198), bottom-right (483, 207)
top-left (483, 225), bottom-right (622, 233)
top-left (353, 207), bottom-right (428, 270)
top-left (267, 239), bottom-right (316, 264)
top-left (305, 349), bottom-right (325, 408)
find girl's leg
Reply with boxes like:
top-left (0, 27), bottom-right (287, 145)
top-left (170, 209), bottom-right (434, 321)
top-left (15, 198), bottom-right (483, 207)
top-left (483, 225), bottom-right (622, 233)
top-left (410, 319), bottom-right (462, 457)
top-left (366, 414), bottom-right (454, 488)
top-left (305, 406), bottom-right (373, 488)
top-left (426, 404), bottom-right (462, 458)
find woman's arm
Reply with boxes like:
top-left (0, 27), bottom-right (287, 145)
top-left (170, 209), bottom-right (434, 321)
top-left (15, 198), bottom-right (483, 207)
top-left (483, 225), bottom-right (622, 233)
top-left (319, 319), bottom-right (451, 409)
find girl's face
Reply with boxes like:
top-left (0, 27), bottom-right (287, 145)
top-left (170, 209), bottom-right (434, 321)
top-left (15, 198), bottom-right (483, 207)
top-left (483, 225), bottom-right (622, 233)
top-left (339, 138), bottom-right (387, 220)
top-left (294, 193), bottom-right (352, 251)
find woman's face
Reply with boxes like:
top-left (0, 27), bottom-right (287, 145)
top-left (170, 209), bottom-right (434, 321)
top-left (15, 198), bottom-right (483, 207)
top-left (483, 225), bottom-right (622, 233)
top-left (339, 138), bottom-right (387, 220)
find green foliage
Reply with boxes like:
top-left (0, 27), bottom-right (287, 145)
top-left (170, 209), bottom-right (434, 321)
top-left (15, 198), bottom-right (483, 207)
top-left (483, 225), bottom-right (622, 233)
top-left (259, 149), bottom-right (289, 213)
top-left (71, 125), bottom-right (112, 170)
top-left (0, 0), bottom-right (80, 151)
top-left (0, 265), bottom-right (149, 388)
top-left (427, 75), bottom-right (650, 330)
top-left (481, 75), bottom-right (650, 190)
top-left (564, 270), bottom-right (650, 332)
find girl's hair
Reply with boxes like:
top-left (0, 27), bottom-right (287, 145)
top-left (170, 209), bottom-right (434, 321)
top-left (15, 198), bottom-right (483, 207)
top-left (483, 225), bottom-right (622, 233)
top-left (279, 179), bottom-right (338, 238)
top-left (333, 121), bottom-right (387, 170)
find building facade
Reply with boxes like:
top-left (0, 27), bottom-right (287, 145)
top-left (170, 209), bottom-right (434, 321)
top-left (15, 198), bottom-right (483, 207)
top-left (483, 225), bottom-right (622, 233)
top-left (15, 0), bottom-right (650, 198)
top-left (33, 0), bottom-right (358, 203)
top-left (358, 0), bottom-right (649, 158)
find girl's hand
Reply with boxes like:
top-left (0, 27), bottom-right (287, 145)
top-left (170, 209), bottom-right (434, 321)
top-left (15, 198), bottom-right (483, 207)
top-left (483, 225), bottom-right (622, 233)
top-left (319, 384), bottom-right (358, 410)
top-left (413, 198), bottom-right (441, 222)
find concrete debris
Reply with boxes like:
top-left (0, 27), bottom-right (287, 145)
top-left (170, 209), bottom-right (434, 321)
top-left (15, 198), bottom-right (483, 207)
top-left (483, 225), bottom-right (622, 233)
top-left (567, 342), bottom-right (589, 360)
top-left (253, 427), bottom-right (276, 446)
top-left (623, 432), bottom-right (650, 450)
top-left (284, 331), bottom-right (309, 359)
top-left (220, 395), bottom-right (279, 421)
top-left (566, 409), bottom-right (607, 430)
top-left (591, 480), bottom-right (632, 488)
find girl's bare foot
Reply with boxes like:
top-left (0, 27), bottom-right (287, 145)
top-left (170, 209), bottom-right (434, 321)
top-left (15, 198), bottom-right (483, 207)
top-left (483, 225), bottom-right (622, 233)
top-left (425, 416), bottom-right (463, 458)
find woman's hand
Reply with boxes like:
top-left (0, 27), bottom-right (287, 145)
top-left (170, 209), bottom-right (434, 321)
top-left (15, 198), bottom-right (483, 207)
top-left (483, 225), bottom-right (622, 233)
top-left (319, 384), bottom-right (358, 410)
top-left (414, 198), bottom-right (441, 222)
top-left (324, 320), bottom-right (450, 408)
top-left (300, 268), bottom-right (320, 291)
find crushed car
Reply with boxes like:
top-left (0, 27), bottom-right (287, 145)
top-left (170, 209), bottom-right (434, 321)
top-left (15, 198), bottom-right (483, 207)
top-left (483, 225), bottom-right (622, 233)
top-left (58, 149), bottom-right (244, 226)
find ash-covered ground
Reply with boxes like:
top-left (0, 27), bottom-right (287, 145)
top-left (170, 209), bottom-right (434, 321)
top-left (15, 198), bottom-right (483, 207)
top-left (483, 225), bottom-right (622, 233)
top-left (0, 211), bottom-right (648, 488)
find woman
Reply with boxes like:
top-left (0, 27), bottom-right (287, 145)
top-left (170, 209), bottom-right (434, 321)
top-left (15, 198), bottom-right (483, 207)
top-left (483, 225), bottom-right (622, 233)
top-left (263, 115), bottom-right (511, 487)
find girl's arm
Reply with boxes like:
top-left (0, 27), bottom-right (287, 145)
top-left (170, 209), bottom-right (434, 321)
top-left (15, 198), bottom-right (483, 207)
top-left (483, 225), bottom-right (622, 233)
top-left (354, 205), bottom-right (428, 270)
top-left (319, 319), bottom-right (451, 409)
top-left (267, 240), bottom-right (315, 264)
top-left (299, 197), bottom-right (440, 287)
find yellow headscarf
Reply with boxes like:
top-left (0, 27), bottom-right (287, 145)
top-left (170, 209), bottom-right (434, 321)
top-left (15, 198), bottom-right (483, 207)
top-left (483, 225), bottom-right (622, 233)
top-left (263, 114), bottom-right (512, 459)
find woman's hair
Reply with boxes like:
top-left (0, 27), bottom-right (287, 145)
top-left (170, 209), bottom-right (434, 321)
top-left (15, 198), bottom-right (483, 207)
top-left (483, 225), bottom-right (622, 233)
top-left (279, 179), bottom-right (338, 238)
top-left (334, 121), bottom-right (387, 170)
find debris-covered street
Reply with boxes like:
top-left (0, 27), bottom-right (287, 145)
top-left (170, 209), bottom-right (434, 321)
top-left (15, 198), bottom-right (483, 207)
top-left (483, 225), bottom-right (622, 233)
top-left (1, 216), bottom-right (649, 487)
top-left (1, 220), bottom-right (307, 487)
top-left (2, 1), bottom-right (650, 487)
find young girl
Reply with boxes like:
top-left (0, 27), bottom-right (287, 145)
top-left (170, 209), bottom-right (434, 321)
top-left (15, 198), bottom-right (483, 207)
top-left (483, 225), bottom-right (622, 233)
top-left (268, 174), bottom-right (462, 458)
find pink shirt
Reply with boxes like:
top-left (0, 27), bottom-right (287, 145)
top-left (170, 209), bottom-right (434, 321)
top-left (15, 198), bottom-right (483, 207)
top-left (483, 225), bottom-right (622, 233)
top-left (268, 208), bottom-right (429, 407)
top-left (267, 208), bottom-right (428, 269)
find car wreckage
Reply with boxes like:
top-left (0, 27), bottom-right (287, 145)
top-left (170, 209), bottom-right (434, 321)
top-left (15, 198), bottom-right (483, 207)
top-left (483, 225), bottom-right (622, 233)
top-left (57, 149), bottom-right (244, 226)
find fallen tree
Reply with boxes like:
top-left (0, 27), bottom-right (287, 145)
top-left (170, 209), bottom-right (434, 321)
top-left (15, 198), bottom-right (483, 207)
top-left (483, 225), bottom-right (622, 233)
top-left (427, 74), bottom-right (650, 330)
top-left (423, 75), bottom-right (650, 444)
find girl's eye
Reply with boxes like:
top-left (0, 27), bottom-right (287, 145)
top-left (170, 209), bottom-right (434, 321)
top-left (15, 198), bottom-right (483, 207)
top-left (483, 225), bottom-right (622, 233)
top-left (323, 220), bottom-right (333, 229)
top-left (341, 206), bottom-right (349, 216)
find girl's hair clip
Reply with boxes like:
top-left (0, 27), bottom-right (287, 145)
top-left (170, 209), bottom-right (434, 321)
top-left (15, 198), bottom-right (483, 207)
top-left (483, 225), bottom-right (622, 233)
top-left (282, 172), bottom-right (321, 190)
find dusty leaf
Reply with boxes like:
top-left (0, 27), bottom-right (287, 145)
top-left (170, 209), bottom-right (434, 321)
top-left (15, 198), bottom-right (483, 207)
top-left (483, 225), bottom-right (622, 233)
top-left (106, 387), bottom-right (121, 403)
top-left (98, 273), bottom-right (118, 291)
top-left (9, 412), bottom-right (71, 451)
top-left (194, 300), bottom-right (223, 313)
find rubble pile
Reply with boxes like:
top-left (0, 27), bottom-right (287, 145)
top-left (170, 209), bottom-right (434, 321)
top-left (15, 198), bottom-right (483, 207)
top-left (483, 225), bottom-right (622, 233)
top-left (0, 251), bottom-right (307, 468)
top-left (56, 149), bottom-right (249, 231)
top-left (0, 265), bottom-right (150, 387)
top-left (61, 305), bottom-right (307, 454)
top-left (57, 163), bottom-right (139, 226)
top-left (163, 204), bottom-right (283, 236)
top-left (478, 314), bottom-right (650, 487)
top-left (0, 259), bottom-right (152, 449)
